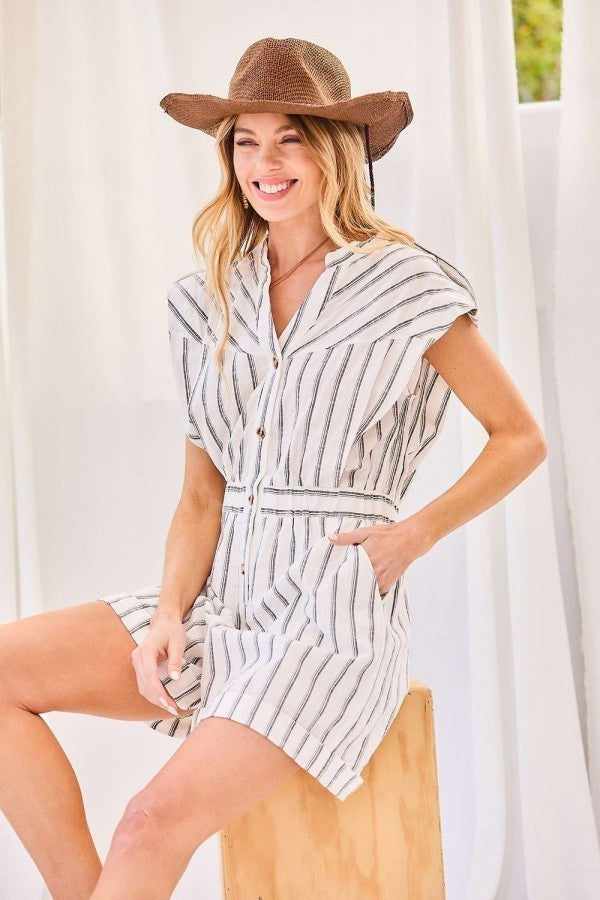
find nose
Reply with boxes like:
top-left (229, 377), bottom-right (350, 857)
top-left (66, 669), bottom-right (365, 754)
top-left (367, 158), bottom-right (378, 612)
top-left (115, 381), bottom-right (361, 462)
top-left (255, 144), bottom-right (284, 169)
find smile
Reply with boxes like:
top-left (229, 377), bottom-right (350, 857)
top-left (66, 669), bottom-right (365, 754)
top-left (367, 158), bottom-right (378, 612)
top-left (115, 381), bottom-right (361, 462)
top-left (252, 179), bottom-right (298, 201)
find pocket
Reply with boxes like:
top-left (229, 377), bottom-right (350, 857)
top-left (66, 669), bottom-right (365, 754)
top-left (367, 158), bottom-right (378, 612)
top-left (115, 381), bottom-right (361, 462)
top-left (355, 540), bottom-right (388, 604)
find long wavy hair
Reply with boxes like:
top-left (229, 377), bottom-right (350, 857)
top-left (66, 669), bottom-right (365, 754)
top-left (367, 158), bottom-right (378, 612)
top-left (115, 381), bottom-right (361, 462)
top-left (191, 113), bottom-right (418, 373)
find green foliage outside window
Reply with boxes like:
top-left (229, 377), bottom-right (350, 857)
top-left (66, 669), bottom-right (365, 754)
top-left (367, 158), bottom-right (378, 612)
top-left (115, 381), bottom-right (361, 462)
top-left (512, 0), bottom-right (563, 101)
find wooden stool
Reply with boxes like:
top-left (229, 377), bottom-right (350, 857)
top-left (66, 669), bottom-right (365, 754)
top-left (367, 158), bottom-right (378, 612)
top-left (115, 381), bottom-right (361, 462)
top-left (219, 680), bottom-right (445, 899)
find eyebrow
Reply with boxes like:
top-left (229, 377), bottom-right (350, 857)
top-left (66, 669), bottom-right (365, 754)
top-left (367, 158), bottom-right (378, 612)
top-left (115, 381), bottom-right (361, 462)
top-left (233, 124), bottom-right (297, 135)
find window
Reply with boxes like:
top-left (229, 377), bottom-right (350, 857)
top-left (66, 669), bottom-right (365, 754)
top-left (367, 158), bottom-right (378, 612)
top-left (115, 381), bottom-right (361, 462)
top-left (512, 0), bottom-right (563, 101)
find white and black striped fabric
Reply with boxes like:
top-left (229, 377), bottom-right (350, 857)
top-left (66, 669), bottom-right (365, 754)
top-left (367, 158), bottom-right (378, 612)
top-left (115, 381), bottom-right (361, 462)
top-left (99, 233), bottom-right (479, 800)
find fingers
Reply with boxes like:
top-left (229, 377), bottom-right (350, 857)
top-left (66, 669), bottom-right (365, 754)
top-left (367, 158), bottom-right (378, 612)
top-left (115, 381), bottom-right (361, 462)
top-left (131, 645), bottom-right (184, 718)
top-left (167, 634), bottom-right (184, 682)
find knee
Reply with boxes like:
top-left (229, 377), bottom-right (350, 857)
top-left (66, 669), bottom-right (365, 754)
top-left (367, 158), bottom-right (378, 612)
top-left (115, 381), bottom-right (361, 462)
top-left (112, 795), bottom-right (165, 850)
top-left (114, 788), bottom-right (210, 854)
top-left (115, 787), bottom-right (188, 842)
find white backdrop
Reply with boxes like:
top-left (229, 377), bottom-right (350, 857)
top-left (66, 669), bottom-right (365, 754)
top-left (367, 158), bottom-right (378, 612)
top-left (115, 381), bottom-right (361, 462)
top-left (1, 2), bottom-right (598, 898)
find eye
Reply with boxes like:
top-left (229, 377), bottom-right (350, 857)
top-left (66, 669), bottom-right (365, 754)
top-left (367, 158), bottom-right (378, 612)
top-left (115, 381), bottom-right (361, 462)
top-left (235, 136), bottom-right (301, 146)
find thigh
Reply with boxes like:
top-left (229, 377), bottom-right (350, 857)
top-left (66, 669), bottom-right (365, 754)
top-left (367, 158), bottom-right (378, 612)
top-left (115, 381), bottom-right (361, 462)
top-left (0, 600), bottom-right (188, 721)
top-left (134, 716), bottom-right (302, 848)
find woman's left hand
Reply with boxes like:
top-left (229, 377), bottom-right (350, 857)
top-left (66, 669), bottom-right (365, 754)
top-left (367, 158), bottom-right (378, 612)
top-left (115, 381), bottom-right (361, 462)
top-left (327, 517), bottom-right (434, 596)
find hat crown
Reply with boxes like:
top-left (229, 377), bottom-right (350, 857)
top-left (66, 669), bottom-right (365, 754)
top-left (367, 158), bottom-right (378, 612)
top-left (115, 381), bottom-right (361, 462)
top-left (159, 36), bottom-right (413, 163)
top-left (228, 37), bottom-right (352, 107)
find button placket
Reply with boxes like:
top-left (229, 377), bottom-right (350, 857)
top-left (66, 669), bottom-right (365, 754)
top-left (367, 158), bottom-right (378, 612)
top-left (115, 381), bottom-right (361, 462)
top-left (242, 352), bottom-right (284, 607)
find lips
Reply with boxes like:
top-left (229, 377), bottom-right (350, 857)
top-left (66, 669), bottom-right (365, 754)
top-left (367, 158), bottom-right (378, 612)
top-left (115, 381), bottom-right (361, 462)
top-left (252, 179), bottom-right (298, 200)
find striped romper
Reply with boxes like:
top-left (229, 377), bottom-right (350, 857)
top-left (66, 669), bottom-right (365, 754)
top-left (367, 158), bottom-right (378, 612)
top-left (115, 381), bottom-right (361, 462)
top-left (99, 233), bottom-right (480, 801)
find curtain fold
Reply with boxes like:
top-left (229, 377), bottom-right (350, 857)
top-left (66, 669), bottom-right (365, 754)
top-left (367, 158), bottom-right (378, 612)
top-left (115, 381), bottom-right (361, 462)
top-left (554, 0), bottom-right (600, 852)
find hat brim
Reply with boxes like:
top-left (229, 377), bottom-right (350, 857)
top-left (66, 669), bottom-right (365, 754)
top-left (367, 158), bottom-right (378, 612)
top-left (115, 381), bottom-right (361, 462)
top-left (159, 91), bottom-right (413, 162)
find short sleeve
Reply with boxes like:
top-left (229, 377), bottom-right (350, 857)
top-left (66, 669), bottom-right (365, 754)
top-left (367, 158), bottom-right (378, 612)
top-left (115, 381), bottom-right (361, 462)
top-left (389, 246), bottom-right (482, 491)
top-left (406, 244), bottom-right (480, 350)
top-left (166, 278), bottom-right (210, 450)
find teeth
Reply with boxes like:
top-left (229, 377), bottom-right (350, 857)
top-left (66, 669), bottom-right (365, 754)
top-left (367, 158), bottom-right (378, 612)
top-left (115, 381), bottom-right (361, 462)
top-left (257, 180), bottom-right (294, 194)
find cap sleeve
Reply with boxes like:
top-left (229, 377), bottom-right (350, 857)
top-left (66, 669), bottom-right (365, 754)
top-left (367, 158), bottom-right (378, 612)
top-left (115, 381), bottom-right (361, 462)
top-left (388, 247), bottom-right (481, 489)
top-left (405, 245), bottom-right (480, 351)
top-left (167, 275), bottom-right (210, 450)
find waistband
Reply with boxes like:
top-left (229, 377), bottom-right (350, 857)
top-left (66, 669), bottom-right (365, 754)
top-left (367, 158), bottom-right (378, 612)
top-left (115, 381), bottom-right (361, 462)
top-left (223, 482), bottom-right (399, 523)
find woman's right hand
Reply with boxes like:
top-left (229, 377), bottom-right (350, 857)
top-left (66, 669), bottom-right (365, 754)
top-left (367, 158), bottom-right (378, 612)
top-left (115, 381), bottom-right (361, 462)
top-left (130, 609), bottom-right (189, 718)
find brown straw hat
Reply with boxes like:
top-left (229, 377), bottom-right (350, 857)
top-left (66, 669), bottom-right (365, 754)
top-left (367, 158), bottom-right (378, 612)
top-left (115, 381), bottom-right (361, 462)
top-left (159, 36), bottom-right (414, 209)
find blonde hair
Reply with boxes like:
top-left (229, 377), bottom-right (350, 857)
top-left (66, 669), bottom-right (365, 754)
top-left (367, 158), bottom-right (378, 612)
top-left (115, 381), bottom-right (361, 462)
top-left (191, 113), bottom-right (418, 373)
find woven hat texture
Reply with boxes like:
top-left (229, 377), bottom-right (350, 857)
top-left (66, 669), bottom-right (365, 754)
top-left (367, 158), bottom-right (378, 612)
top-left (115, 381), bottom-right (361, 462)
top-left (160, 36), bottom-right (413, 162)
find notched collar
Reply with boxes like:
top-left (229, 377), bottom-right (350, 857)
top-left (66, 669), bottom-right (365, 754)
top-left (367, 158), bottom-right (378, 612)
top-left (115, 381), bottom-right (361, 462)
top-left (217, 232), bottom-right (376, 358)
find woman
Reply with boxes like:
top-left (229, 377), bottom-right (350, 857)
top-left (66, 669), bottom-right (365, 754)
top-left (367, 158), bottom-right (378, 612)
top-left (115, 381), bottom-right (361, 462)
top-left (0, 37), bottom-right (547, 899)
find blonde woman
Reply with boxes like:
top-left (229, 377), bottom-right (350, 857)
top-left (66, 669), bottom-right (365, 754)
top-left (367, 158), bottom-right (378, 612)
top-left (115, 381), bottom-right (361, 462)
top-left (0, 38), bottom-right (547, 899)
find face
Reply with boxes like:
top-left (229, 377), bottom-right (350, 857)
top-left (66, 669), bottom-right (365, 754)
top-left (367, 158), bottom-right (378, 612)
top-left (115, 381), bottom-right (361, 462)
top-left (232, 112), bottom-right (322, 223)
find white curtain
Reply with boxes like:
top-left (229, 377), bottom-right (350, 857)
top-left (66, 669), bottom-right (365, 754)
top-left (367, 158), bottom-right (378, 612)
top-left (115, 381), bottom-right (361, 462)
top-left (1, 2), bottom-right (598, 898)
top-left (554, 0), bottom-right (600, 850)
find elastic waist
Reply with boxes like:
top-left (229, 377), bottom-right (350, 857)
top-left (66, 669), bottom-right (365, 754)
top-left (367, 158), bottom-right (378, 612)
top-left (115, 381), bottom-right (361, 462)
top-left (223, 482), bottom-right (399, 523)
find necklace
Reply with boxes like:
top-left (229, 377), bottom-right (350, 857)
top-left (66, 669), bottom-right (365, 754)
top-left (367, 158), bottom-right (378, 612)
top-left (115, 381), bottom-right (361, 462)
top-left (269, 236), bottom-right (332, 288)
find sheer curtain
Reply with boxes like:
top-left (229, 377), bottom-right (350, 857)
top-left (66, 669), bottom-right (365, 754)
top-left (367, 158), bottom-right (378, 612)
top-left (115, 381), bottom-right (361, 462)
top-left (0, 2), bottom-right (598, 898)
top-left (553, 0), bottom-right (600, 851)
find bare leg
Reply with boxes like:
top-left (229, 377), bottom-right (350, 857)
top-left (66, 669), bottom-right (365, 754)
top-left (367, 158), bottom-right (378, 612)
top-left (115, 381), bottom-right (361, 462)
top-left (90, 717), bottom-right (301, 899)
top-left (0, 600), bottom-right (188, 900)
top-left (0, 702), bottom-right (102, 900)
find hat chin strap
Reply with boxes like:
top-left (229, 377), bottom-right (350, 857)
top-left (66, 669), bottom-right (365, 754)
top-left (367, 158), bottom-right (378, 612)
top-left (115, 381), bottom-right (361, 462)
top-left (364, 125), bottom-right (376, 210)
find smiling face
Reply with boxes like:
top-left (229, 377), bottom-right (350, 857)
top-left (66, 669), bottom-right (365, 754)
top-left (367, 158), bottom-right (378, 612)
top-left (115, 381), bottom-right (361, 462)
top-left (233, 112), bottom-right (323, 223)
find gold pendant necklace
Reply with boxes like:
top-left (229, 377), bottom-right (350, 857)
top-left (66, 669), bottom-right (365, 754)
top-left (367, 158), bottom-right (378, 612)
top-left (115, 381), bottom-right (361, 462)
top-left (269, 236), bottom-right (332, 288)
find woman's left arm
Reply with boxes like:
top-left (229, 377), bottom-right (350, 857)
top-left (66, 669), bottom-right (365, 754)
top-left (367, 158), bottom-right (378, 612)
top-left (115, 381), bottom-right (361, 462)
top-left (328, 314), bottom-right (548, 594)
top-left (413, 312), bottom-right (547, 541)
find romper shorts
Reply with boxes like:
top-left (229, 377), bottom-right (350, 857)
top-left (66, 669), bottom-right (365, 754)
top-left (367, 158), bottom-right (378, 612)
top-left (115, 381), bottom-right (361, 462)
top-left (98, 486), bottom-right (411, 802)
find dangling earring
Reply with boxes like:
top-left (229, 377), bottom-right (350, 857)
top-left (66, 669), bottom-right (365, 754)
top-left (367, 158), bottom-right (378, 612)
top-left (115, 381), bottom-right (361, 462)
top-left (242, 193), bottom-right (249, 209)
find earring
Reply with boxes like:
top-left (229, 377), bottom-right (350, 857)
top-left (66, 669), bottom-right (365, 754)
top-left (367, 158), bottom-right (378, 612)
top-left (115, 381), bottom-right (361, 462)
top-left (242, 193), bottom-right (249, 209)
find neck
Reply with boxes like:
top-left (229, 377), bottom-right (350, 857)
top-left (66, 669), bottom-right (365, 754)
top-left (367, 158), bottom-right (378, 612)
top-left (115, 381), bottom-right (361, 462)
top-left (265, 223), bottom-right (336, 271)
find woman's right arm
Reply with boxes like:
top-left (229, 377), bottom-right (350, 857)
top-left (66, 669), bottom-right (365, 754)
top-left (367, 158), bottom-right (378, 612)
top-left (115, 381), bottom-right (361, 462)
top-left (129, 439), bottom-right (224, 716)
top-left (155, 437), bottom-right (225, 621)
